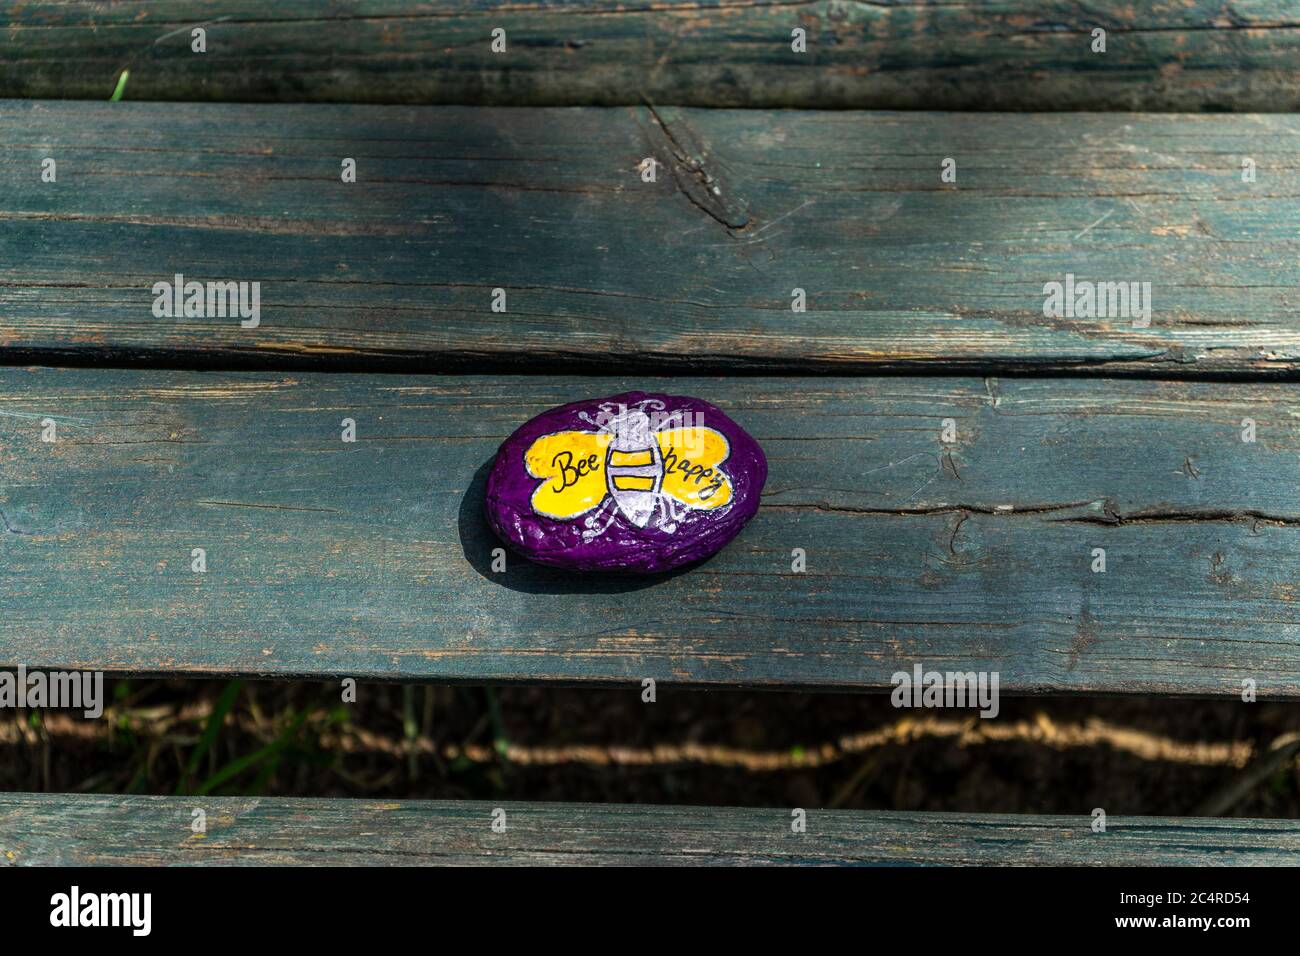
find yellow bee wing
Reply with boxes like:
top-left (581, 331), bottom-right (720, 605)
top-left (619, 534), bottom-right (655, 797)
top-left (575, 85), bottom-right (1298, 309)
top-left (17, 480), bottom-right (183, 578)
top-left (524, 430), bottom-right (612, 520)
top-left (655, 426), bottom-right (733, 511)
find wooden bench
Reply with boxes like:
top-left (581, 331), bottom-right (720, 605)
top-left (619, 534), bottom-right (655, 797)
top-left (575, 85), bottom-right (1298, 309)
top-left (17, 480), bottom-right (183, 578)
top-left (4, 1), bottom-right (1299, 111)
top-left (3, 368), bottom-right (1299, 695)
top-left (1, 0), bottom-right (1297, 865)
top-left (6, 793), bottom-right (1299, 866)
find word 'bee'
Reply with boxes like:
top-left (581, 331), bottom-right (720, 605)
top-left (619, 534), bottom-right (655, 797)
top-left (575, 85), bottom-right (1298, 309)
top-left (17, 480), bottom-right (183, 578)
top-left (524, 400), bottom-right (733, 539)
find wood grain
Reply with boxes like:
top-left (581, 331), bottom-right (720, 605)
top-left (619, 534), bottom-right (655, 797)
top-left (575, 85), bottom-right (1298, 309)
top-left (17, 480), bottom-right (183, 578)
top-left (3, 1), bottom-right (1299, 111)
top-left (3, 369), bottom-right (1297, 696)
top-left (3, 100), bottom-right (1298, 377)
top-left (3, 793), bottom-right (1296, 865)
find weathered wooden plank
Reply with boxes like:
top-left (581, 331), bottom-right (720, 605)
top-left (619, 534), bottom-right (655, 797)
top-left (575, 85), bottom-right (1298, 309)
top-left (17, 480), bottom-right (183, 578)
top-left (3, 369), bottom-right (1297, 695)
top-left (2, 1), bottom-right (1299, 112)
top-left (2, 793), bottom-right (1296, 865)
top-left (3, 101), bottom-right (1298, 376)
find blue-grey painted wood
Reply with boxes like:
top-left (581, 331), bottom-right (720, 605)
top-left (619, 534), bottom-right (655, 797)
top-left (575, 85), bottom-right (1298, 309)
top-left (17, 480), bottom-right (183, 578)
top-left (2, 369), bottom-right (1297, 696)
top-left (2, 793), bottom-right (1296, 865)
top-left (2, 101), bottom-right (1297, 377)
top-left (2, 1), bottom-right (1298, 112)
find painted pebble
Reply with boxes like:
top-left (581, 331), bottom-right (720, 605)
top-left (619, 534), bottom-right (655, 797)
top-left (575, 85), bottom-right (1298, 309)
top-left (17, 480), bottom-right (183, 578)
top-left (485, 392), bottom-right (767, 573)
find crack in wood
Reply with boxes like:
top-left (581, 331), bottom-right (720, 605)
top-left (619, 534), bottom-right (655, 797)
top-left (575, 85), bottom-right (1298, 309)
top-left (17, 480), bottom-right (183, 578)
top-left (642, 102), bottom-right (749, 231)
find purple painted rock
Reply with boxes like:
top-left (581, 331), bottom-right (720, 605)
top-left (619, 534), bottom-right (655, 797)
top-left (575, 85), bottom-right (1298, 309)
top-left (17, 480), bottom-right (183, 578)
top-left (485, 392), bottom-right (767, 572)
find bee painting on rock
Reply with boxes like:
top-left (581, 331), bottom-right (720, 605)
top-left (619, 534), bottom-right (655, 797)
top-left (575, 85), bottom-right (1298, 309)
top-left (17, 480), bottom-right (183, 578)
top-left (523, 398), bottom-right (734, 541)
top-left (486, 391), bottom-right (766, 573)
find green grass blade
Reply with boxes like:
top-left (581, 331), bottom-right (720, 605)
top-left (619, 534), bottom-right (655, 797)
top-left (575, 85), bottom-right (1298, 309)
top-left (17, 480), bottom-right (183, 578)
top-left (109, 70), bottom-right (129, 102)
top-left (196, 708), bottom-right (310, 796)
top-left (403, 684), bottom-right (419, 779)
top-left (177, 679), bottom-right (243, 795)
top-left (484, 687), bottom-right (510, 760)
